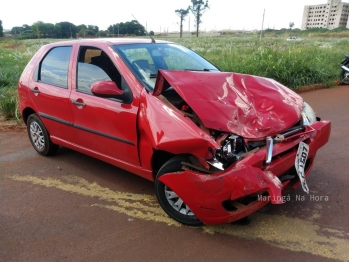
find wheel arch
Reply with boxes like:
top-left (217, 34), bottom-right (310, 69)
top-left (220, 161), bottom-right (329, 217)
top-left (22, 107), bottom-right (37, 125)
top-left (151, 149), bottom-right (175, 180)
top-left (151, 150), bottom-right (205, 181)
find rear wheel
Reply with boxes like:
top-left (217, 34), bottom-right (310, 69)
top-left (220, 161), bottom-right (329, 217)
top-left (27, 114), bottom-right (59, 156)
top-left (340, 69), bottom-right (349, 85)
top-left (155, 155), bottom-right (203, 226)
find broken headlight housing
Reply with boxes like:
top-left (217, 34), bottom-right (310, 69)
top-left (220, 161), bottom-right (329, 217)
top-left (302, 102), bottom-right (316, 126)
top-left (215, 135), bottom-right (246, 167)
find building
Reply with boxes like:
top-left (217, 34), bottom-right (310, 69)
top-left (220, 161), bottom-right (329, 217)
top-left (301, 0), bottom-right (349, 30)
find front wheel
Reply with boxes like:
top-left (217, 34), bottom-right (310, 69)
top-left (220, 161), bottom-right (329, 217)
top-left (340, 69), bottom-right (349, 85)
top-left (155, 155), bottom-right (203, 226)
top-left (27, 114), bottom-right (59, 156)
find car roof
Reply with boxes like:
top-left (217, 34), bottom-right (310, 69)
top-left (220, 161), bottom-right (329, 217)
top-left (44, 38), bottom-right (173, 47)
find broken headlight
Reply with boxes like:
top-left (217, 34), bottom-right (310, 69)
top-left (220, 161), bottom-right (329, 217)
top-left (302, 102), bottom-right (316, 126)
top-left (216, 135), bottom-right (246, 167)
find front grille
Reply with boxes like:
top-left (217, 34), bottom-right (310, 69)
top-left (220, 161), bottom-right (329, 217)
top-left (247, 121), bottom-right (304, 152)
top-left (271, 138), bottom-right (311, 163)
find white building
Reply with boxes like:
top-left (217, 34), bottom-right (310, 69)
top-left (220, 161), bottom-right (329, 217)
top-left (301, 0), bottom-right (349, 29)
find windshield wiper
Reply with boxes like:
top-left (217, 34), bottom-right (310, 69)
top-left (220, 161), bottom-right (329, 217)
top-left (184, 68), bottom-right (216, 71)
top-left (149, 68), bottom-right (217, 78)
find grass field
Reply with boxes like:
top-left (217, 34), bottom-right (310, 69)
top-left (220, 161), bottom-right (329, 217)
top-left (0, 35), bottom-right (347, 119)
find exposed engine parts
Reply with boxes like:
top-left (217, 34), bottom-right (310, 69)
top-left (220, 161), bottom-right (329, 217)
top-left (160, 91), bottom-right (249, 169)
top-left (214, 134), bottom-right (246, 168)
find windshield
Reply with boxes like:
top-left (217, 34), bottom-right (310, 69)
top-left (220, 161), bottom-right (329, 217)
top-left (112, 43), bottom-right (219, 90)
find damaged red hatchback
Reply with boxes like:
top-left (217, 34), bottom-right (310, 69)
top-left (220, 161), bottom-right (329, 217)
top-left (18, 39), bottom-right (331, 226)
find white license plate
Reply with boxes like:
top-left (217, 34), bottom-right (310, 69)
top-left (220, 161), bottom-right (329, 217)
top-left (295, 142), bottom-right (310, 194)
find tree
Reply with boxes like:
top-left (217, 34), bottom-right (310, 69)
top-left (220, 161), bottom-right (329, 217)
top-left (10, 24), bottom-right (33, 39)
top-left (54, 24), bottom-right (62, 38)
top-left (99, 31), bottom-right (107, 37)
top-left (108, 20), bottom-right (145, 36)
top-left (175, 8), bottom-right (189, 38)
top-left (22, 24), bottom-right (31, 31)
top-left (189, 0), bottom-right (209, 37)
top-left (76, 25), bottom-right (99, 37)
top-left (76, 24), bottom-right (87, 37)
top-left (88, 25), bottom-right (99, 36)
top-left (44, 23), bottom-right (55, 38)
top-left (289, 22), bottom-right (295, 30)
top-left (55, 22), bottom-right (77, 38)
top-left (0, 20), bottom-right (3, 37)
top-left (32, 21), bottom-right (45, 39)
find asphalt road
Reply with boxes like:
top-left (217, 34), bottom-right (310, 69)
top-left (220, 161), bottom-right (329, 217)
top-left (1, 86), bottom-right (348, 262)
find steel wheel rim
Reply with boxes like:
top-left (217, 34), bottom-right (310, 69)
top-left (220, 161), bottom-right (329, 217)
top-left (164, 186), bottom-right (194, 216)
top-left (30, 122), bottom-right (45, 150)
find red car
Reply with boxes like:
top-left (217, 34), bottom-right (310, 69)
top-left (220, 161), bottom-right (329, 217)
top-left (18, 39), bottom-right (331, 226)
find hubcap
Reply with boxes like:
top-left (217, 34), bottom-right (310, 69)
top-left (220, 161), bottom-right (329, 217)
top-left (30, 122), bottom-right (45, 150)
top-left (165, 186), bottom-right (194, 216)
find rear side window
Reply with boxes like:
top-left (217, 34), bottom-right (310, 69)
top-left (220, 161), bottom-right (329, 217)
top-left (39, 46), bottom-right (72, 88)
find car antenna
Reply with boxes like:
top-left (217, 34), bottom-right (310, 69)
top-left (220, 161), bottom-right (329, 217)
top-left (131, 14), bottom-right (156, 43)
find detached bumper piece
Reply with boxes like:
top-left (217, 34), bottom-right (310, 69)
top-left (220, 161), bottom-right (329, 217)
top-left (158, 120), bottom-right (331, 225)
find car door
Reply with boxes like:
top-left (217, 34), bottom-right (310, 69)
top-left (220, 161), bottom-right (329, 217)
top-left (69, 46), bottom-right (140, 166)
top-left (28, 45), bottom-right (77, 143)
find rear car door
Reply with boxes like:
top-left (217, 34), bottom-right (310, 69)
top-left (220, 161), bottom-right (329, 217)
top-left (69, 45), bottom-right (140, 166)
top-left (28, 45), bottom-right (77, 143)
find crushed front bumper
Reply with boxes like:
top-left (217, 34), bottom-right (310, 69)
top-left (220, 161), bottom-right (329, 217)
top-left (158, 120), bottom-right (331, 225)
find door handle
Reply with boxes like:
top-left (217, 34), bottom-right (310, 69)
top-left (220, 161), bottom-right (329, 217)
top-left (72, 100), bottom-right (86, 107)
top-left (30, 87), bottom-right (40, 94)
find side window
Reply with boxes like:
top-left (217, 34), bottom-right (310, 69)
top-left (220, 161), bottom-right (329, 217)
top-left (77, 63), bottom-right (111, 94)
top-left (77, 47), bottom-right (122, 95)
top-left (39, 46), bottom-right (72, 88)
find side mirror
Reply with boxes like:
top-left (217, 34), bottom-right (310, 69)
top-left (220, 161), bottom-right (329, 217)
top-left (91, 80), bottom-right (124, 98)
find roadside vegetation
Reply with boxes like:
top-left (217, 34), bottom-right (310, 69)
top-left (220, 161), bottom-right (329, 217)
top-left (175, 36), bottom-right (345, 88)
top-left (0, 33), bottom-right (347, 119)
top-left (0, 39), bottom-right (51, 119)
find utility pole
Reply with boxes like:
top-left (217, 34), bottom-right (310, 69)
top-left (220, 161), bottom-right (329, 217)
top-left (260, 9), bottom-right (265, 41)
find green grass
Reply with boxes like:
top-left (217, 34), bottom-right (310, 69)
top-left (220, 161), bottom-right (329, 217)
top-left (0, 48), bottom-right (26, 119)
top-left (0, 36), bottom-right (347, 118)
top-left (0, 88), bottom-right (20, 119)
top-left (0, 39), bottom-right (47, 119)
top-left (165, 36), bottom-right (345, 88)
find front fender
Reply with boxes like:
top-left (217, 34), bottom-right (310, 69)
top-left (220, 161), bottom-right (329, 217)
top-left (138, 89), bottom-right (218, 159)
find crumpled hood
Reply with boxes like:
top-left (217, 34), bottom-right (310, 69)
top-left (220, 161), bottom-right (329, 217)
top-left (153, 70), bottom-right (303, 139)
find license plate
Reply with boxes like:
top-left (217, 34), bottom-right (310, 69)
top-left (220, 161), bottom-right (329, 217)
top-left (295, 142), bottom-right (310, 194)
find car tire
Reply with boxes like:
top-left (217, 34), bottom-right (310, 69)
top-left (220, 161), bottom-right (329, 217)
top-left (27, 114), bottom-right (59, 156)
top-left (340, 69), bottom-right (349, 85)
top-left (155, 155), bottom-right (203, 226)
